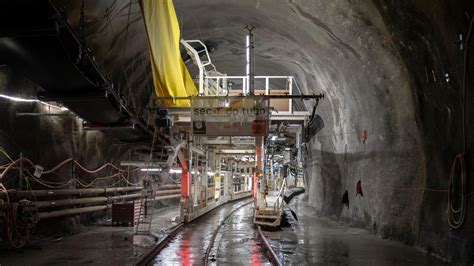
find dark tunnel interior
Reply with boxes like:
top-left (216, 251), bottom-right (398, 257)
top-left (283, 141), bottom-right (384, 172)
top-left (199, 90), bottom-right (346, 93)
top-left (0, 0), bottom-right (473, 265)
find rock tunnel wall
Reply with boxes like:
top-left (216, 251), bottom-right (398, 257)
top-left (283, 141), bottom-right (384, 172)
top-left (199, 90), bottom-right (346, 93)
top-left (169, 0), bottom-right (473, 262)
top-left (175, 0), bottom-right (474, 261)
top-left (301, 0), bottom-right (474, 263)
top-left (0, 0), bottom-right (472, 263)
top-left (0, 67), bottom-right (136, 234)
top-left (41, 0), bottom-right (473, 262)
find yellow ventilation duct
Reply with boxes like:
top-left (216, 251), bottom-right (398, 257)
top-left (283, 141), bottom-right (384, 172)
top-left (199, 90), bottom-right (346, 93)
top-left (139, 0), bottom-right (197, 107)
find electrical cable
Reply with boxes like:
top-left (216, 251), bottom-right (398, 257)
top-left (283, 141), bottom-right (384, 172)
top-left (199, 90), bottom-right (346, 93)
top-left (1, 156), bottom-right (140, 181)
top-left (0, 146), bottom-right (15, 163)
top-left (446, 18), bottom-right (473, 230)
top-left (447, 154), bottom-right (467, 229)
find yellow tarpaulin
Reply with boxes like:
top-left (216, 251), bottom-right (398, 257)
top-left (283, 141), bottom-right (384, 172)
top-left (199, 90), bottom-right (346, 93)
top-left (139, 0), bottom-right (197, 107)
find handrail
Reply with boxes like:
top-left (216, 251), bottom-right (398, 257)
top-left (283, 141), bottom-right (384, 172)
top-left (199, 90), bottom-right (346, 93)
top-left (181, 39), bottom-right (216, 94)
top-left (273, 178), bottom-right (287, 211)
top-left (204, 76), bottom-right (296, 113)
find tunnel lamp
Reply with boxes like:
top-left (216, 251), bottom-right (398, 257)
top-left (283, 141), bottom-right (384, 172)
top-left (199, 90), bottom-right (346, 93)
top-left (0, 93), bottom-right (69, 111)
top-left (140, 168), bottom-right (162, 172)
top-left (170, 169), bottom-right (183, 174)
top-left (0, 94), bottom-right (39, 103)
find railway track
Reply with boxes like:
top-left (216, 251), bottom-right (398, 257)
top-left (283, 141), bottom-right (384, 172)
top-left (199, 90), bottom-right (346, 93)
top-left (136, 198), bottom-right (281, 265)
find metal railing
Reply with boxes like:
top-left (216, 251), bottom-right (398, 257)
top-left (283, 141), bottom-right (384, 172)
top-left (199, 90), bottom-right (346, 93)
top-left (273, 178), bottom-right (287, 211)
top-left (205, 76), bottom-right (309, 115)
top-left (181, 39), bottom-right (311, 116)
top-left (181, 39), bottom-right (225, 95)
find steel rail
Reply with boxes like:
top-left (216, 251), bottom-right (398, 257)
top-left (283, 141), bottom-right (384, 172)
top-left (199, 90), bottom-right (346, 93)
top-left (203, 199), bottom-right (254, 265)
top-left (257, 225), bottom-right (282, 266)
top-left (135, 223), bottom-right (184, 266)
top-left (134, 196), bottom-right (253, 266)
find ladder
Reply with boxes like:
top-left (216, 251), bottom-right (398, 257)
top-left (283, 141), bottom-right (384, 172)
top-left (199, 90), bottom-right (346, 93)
top-left (134, 141), bottom-right (185, 235)
top-left (135, 184), bottom-right (155, 235)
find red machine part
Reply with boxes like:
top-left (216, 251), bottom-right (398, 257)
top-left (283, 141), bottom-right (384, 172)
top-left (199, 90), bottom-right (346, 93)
top-left (177, 150), bottom-right (190, 198)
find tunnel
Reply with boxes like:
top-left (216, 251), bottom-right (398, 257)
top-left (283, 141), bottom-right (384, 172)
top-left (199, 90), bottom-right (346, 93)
top-left (0, 0), bottom-right (473, 265)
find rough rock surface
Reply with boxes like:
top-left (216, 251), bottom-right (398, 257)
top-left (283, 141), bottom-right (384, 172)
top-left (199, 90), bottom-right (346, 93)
top-left (1, 0), bottom-right (473, 263)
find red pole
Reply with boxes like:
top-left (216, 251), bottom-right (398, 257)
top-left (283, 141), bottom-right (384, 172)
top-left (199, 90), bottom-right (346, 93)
top-left (181, 170), bottom-right (190, 198)
top-left (253, 172), bottom-right (257, 198)
top-left (178, 150), bottom-right (190, 198)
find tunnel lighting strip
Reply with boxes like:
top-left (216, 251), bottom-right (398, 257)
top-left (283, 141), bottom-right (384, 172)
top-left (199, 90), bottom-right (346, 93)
top-left (0, 93), bottom-right (68, 111)
top-left (140, 168), bottom-right (162, 172)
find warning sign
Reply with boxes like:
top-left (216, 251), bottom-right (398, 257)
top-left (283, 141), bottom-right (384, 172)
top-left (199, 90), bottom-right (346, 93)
top-left (191, 96), bottom-right (269, 136)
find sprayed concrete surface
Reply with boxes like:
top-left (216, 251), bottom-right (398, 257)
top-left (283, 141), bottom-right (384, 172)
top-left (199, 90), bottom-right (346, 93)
top-left (264, 194), bottom-right (445, 265)
top-left (0, 207), bottom-right (180, 266)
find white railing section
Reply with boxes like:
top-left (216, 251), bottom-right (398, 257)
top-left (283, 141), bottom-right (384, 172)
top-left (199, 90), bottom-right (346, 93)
top-left (181, 39), bottom-right (226, 95)
top-left (181, 39), bottom-right (310, 115)
top-left (205, 75), bottom-right (308, 115)
top-left (273, 178), bottom-right (287, 211)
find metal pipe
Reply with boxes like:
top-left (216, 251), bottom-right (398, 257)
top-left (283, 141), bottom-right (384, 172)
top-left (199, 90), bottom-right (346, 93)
top-left (154, 194), bottom-right (181, 201)
top-left (0, 186), bottom-right (143, 199)
top-left (34, 193), bottom-right (143, 209)
top-left (105, 187), bottom-right (143, 193)
top-left (108, 193), bottom-right (143, 202)
top-left (35, 197), bottom-right (108, 209)
top-left (158, 184), bottom-right (181, 190)
top-left (246, 25), bottom-right (255, 95)
top-left (155, 189), bottom-right (181, 196)
top-left (38, 205), bottom-right (109, 219)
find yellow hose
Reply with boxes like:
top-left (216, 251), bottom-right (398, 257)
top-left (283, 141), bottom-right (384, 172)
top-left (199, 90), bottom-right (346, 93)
top-left (447, 153), bottom-right (467, 229)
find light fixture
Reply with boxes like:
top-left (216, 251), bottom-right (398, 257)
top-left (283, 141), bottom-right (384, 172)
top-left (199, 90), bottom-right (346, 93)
top-left (271, 135), bottom-right (277, 141)
top-left (170, 169), bottom-right (182, 174)
top-left (0, 94), bottom-right (38, 103)
top-left (0, 93), bottom-right (68, 110)
top-left (140, 168), bottom-right (162, 172)
top-left (219, 149), bottom-right (255, 154)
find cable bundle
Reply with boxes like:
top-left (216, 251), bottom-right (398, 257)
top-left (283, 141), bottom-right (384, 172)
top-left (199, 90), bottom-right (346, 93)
top-left (447, 154), bottom-right (467, 229)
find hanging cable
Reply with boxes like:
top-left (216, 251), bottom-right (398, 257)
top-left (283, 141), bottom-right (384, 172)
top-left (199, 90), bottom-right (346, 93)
top-left (447, 154), bottom-right (467, 229)
top-left (446, 17), bottom-right (472, 229)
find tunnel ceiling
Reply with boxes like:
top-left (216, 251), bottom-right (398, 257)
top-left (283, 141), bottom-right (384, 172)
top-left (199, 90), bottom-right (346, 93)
top-left (21, 0), bottom-right (474, 262)
top-left (60, 0), bottom-right (408, 144)
top-left (49, 0), bottom-right (473, 145)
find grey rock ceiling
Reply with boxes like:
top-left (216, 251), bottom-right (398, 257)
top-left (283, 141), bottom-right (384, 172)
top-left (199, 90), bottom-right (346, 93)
top-left (43, 0), bottom-right (474, 262)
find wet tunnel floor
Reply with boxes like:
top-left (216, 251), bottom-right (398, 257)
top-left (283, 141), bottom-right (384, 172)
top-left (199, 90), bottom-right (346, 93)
top-left (265, 195), bottom-right (445, 266)
top-left (154, 195), bottom-right (444, 266)
top-left (153, 200), bottom-right (269, 265)
top-left (213, 203), bottom-right (270, 265)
